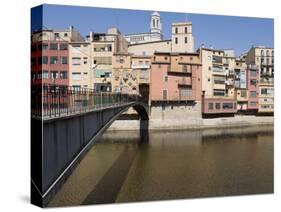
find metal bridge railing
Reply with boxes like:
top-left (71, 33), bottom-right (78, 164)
top-left (31, 84), bottom-right (142, 119)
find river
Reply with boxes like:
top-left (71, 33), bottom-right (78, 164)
top-left (49, 125), bottom-right (273, 207)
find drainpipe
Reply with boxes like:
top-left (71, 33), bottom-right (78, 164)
top-left (201, 90), bottom-right (205, 118)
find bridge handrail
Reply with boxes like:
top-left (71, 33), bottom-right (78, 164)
top-left (31, 84), bottom-right (145, 119)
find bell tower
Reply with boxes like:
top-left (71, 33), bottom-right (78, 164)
top-left (150, 11), bottom-right (162, 34)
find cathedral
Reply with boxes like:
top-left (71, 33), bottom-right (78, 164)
top-left (124, 11), bottom-right (163, 44)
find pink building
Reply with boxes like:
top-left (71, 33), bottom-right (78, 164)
top-left (247, 64), bottom-right (259, 112)
top-left (150, 52), bottom-right (202, 102)
top-left (202, 97), bottom-right (237, 115)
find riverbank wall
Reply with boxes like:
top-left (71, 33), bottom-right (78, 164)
top-left (107, 116), bottom-right (274, 131)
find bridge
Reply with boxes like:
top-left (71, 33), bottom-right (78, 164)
top-left (31, 84), bottom-right (149, 207)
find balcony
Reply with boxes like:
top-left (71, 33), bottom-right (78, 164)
top-left (260, 78), bottom-right (274, 85)
top-left (212, 55), bottom-right (223, 64)
top-left (260, 71), bottom-right (273, 77)
top-left (177, 77), bottom-right (192, 87)
top-left (167, 65), bottom-right (192, 76)
top-left (212, 67), bottom-right (225, 76)
top-left (131, 64), bottom-right (150, 69)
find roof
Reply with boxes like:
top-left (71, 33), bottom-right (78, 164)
top-left (154, 51), bottom-right (200, 56)
top-left (151, 11), bottom-right (160, 16)
top-left (128, 39), bottom-right (171, 46)
top-left (125, 32), bottom-right (161, 36)
top-left (172, 22), bottom-right (192, 26)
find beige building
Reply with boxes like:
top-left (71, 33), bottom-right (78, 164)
top-left (128, 40), bottom-right (171, 56)
top-left (112, 53), bottom-right (138, 94)
top-left (69, 42), bottom-right (92, 89)
top-left (246, 46), bottom-right (274, 113)
top-left (131, 55), bottom-right (151, 102)
top-left (87, 28), bottom-right (129, 92)
top-left (171, 22), bottom-right (194, 53)
top-left (199, 47), bottom-right (237, 116)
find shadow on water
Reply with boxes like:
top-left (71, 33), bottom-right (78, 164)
top-left (50, 124), bottom-right (273, 206)
top-left (81, 120), bottom-right (149, 205)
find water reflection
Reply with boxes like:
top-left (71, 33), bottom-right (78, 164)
top-left (49, 125), bottom-right (273, 207)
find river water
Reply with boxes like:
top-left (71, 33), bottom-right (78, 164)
top-left (49, 125), bottom-right (273, 207)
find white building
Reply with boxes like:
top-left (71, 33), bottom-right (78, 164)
top-left (124, 11), bottom-right (163, 44)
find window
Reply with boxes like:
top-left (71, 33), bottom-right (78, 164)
top-left (38, 56), bottom-right (48, 65)
top-left (72, 57), bottom-right (81, 65)
top-left (31, 57), bottom-right (36, 65)
top-left (250, 102), bottom-right (257, 106)
top-left (72, 72), bottom-right (81, 80)
top-left (59, 43), bottom-right (68, 50)
top-left (50, 71), bottom-right (58, 80)
top-left (93, 57), bottom-right (112, 65)
top-left (250, 91), bottom-right (257, 97)
top-left (240, 90), bottom-right (247, 97)
top-left (42, 56), bottom-right (48, 64)
top-left (185, 37), bottom-right (188, 43)
top-left (261, 88), bottom-right (268, 95)
top-left (54, 33), bottom-right (59, 38)
top-left (222, 103), bottom-right (233, 109)
top-left (180, 88), bottom-right (192, 97)
top-left (185, 27), bottom-right (187, 33)
top-left (261, 50), bottom-right (264, 56)
top-left (60, 71), bottom-right (68, 79)
top-left (50, 56), bottom-right (58, 64)
top-left (175, 27), bottom-right (178, 34)
top-left (37, 72), bottom-right (42, 79)
top-left (42, 71), bottom-right (48, 79)
top-left (163, 90), bottom-right (167, 100)
top-left (93, 44), bottom-right (112, 52)
top-left (208, 103), bottom-right (214, 110)
top-left (250, 79), bottom-right (257, 85)
top-left (50, 43), bottom-right (58, 50)
top-left (214, 76), bottom-right (225, 84)
top-left (31, 45), bottom-right (37, 52)
top-left (272, 50), bottom-right (274, 56)
top-left (175, 37), bottom-right (178, 44)
top-left (64, 33), bottom-right (68, 37)
top-left (72, 85), bottom-right (81, 91)
top-left (164, 75), bottom-right (168, 82)
top-left (266, 50), bottom-right (269, 56)
top-left (250, 70), bottom-right (257, 77)
top-left (32, 72), bottom-right (36, 80)
top-left (215, 103), bottom-right (221, 110)
top-left (60, 56), bottom-right (68, 64)
top-left (42, 43), bottom-right (48, 50)
top-left (213, 89), bottom-right (225, 96)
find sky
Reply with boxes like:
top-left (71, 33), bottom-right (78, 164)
top-left (31, 4), bottom-right (274, 56)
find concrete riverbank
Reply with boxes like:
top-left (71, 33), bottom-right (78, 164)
top-left (107, 116), bottom-right (274, 131)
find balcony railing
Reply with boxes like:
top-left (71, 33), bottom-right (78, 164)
top-left (167, 65), bottom-right (192, 74)
top-left (31, 84), bottom-right (142, 119)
